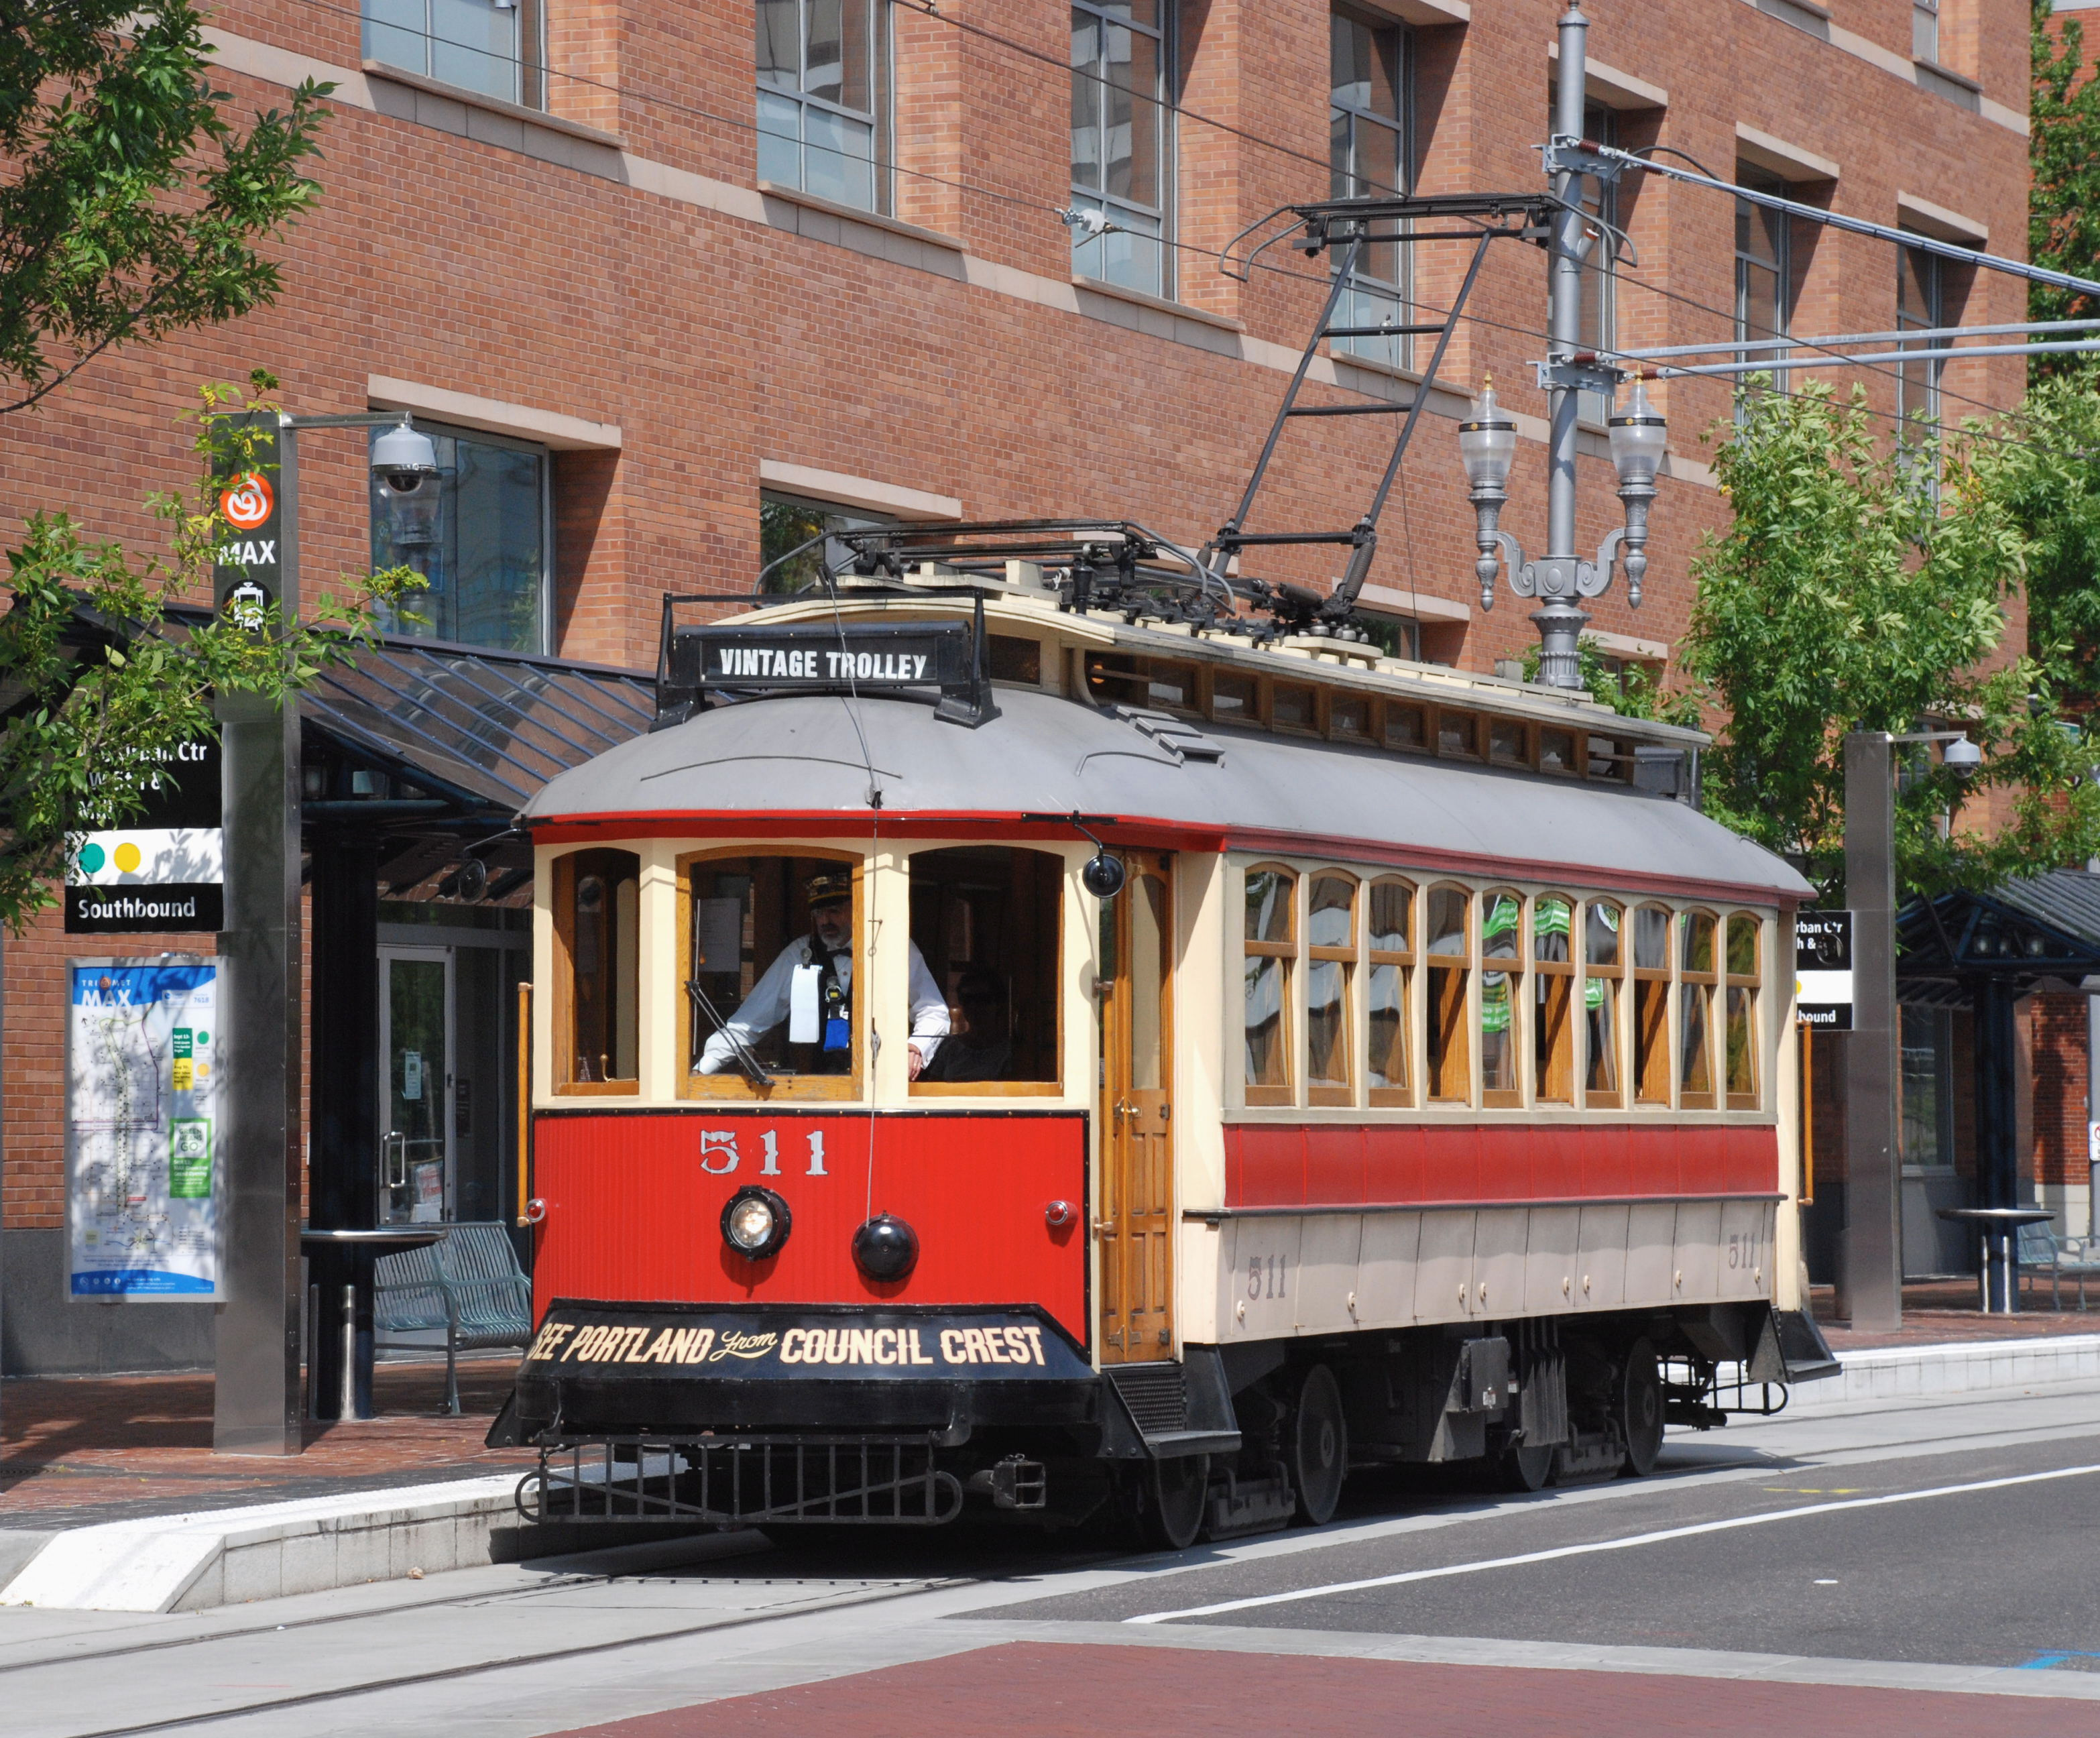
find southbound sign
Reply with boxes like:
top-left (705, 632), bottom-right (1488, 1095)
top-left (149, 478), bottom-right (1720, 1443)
top-left (1795, 909), bottom-right (1854, 1030)
top-left (64, 736), bottom-right (223, 935)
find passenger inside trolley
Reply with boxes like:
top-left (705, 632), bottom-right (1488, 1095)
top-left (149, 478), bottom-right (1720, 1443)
top-left (918, 969), bottom-right (1012, 1082)
top-left (688, 860), bottom-right (946, 1079)
top-left (907, 845), bottom-right (1063, 1087)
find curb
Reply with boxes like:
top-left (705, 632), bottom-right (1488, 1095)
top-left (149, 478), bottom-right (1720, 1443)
top-left (1784, 1332), bottom-right (2100, 1411)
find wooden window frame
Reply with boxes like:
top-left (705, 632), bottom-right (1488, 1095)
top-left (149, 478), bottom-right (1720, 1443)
top-left (1084, 650), bottom-right (1202, 717)
top-left (1305, 869), bottom-right (1359, 1106)
top-left (1581, 898), bottom-right (1627, 1110)
top-left (677, 846), bottom-right (865, 1103)
top-left (1271, 679), bottom-right (1324, 738)
top-left (1723, 909), bottom-right (1761, 1110)
top-left (907, 844), bottom-right (1067, 1100)
top-left (1206, 667), bottom-right (1265, 729)
top-left (1539, 725), bottom-right (1581, 778)
top-left (551, 848), bottom-right (641, 1097)
top-left (1242, 861), bottom-right (1297, 1106)
top-left (1678, 908), bottom-right (1720, 1110)
top-left (1478, 885), bottom-right (1525, 1108)
top-left (1383, 699), bottom-right (1431, 754)
top-left (1327, 689), bottom-right (1374, 746)
top-left (1532, 892), bottom-right (1576, 1105)
top-left (1435, 707), bottom-right (1482, 760)
top-left (1631, 901), bottom-right (1673, 1106)
top-left (1366, 874), bottom-right (1415, 1107)
top-left (1487, 716), bottom-right (1533, 770)
top-left (1425, 880), bottom-right (1472, 1105)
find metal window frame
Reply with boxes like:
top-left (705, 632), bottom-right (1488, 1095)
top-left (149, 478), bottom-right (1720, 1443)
top-left (1733, 165), bottom-right (1792, 416)
top-left (1069, 0), bottom-right (1176, 298)
top-left (364, 0), bottom-right (543, 109)
top-left (760, 0), bottom-right (892, 215)
top-left (1328, 3), bottom-right (1415, 361)
top-left (1896, 237), bottom-right (1946, 434)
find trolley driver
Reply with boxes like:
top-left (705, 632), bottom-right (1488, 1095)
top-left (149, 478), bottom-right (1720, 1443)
top-left (696, 871), bottom-right (948, 1078)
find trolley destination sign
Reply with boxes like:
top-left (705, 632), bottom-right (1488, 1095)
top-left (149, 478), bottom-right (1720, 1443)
top-left (673, 622), bottom-right (974, 695)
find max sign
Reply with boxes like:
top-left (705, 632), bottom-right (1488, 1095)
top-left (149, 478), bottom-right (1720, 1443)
top-left (212, 416), bottom-right (287, 627)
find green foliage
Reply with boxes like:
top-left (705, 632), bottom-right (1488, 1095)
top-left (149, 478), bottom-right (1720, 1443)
top-left (1678, 381), bottom-right (2100, 903)
top-left (1519, 636), bottom-right (1702, 728)
top-left (0, 378), bottom-right (421, 934)
top-left (0, 1), bottom-right (332, 413)
top-left (759, 498), bottom-right (828, 593)
top-left (2032, 2), bottom-right (2100, 343)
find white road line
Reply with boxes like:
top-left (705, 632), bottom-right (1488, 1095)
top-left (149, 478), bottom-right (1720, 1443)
top-left (1124, 1460), bottom-right (2100, 1625)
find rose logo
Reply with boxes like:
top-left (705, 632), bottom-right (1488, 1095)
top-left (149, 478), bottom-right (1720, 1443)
top-left (221, 473), bottom-right (274, 531)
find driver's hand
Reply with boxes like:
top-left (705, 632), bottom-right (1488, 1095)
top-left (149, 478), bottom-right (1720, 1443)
top-left (907, 1043), bottom-right (925, 1081)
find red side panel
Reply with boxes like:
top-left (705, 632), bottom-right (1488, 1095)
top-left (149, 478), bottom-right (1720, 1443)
top-left (531, 1110), bottom-right (1089, 1344)
top-left (1224, 1122), bottom-right (1779, 1208)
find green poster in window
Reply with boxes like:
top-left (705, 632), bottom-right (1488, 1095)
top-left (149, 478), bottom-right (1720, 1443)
top-left (168, 1118), bottom-right (212, 1198)
top-left (171, 1028), bottom-right (193, 1059)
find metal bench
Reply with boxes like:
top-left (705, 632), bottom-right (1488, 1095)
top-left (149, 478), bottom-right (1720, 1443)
top-left (2016, 1220), bottom-right (2100, 1312)
top-left (375, 1222), bottom-right (535, 1413)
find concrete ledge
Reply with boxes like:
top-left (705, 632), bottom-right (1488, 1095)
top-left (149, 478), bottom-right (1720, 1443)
top-left (1786, 1332), bottom-right (2100, 1411)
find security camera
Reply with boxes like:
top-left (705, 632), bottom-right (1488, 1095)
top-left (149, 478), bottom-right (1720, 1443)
top-left (371, 422), bottom-right (438, 495)
top-left (1942, 734), bottom-right (1983, 776)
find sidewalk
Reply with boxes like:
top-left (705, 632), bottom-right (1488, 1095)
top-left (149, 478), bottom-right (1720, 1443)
top-left (1811, 1279), bottom-right (2100, 1352)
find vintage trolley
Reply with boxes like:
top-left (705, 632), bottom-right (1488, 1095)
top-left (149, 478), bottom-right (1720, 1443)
top-left (492, 526), bottom-right (1834, 1546)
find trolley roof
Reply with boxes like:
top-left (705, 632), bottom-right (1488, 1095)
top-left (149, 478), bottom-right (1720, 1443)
top-left (527, 685), bottom-right (1812, 907)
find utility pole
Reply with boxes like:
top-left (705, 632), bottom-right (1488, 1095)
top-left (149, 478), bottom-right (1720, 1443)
top-left (1841, 731), bottom-right (1902, 1333)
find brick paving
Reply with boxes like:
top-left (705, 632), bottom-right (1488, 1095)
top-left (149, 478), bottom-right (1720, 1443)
top-left (0, 1357), bottom-right (534, 1529)
top-left (552, 1641), bottom-right (2095, 1737)
top-left (1812, 1281), bottom-right (2100, 1352)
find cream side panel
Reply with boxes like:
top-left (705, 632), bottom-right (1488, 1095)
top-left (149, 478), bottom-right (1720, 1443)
top-left (1625, 1202), bottom-right (1678, 1306)
top-left (1414, 1210), bottom-right (1476, 1324)
top-left (1356, 1211), bottom-right (1423, 1328)
top-left (867, 846), bottom-right (911, 1103)
top-left (1718, 1198), bottom-right (1771, 1299)
top-left (1296, 1213), bottom-right (1364, 1333)
top-left (1472, 1208), bottom-right (1528, 1319)
top-left (636, 842), bottom-right (680, 1101)
top-left (1222, 1218), bottom-right (1303, 1340)
top-left (1576, 1204), bottom-right (1629, 1309)
top-left (1523, 1206), bottom-right (1580, 1314)
top-left (533, 851), bottom-right (555, 1108)
top-left (1673, 1200), bottom-right (1722, 1303)
top-left (1177, 851), bottom-right (1228, 1344)
top-left (1772, 910), bottom-right (1804, 1309)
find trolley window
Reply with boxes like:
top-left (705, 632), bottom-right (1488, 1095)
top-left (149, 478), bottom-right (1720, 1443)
top-left (680, 851), bottom-right (864, 1100)
top-left (909, 846), bottom-right (1061, 1090)
top-left (1533, 894), bottom-right (1574, 1104)
top-left (1384, 701), bottom-right (1427, 752)
top-left (1583, 900), bottom-right (1625, 1109)
top-left (1307, 872), bottom-right (1357, 1104)
top-left (1725, 911), bottom-right (1760, 1109)
top-left (1631, 902), bottom-right (1672, 1105)
top-left (554, 848), bottom-right (638, 1093)
top-left (1244, 865), bottom-right (1295, 1104)
top-left (1679, 910), bottom-right (1718, 1108)
top-left (1425, 882), bottom-right (1470, 1104)
top-left (1480, 889), bottom-right (1523, 1106)
top-left (1366, 876), bottom-right (1413, 1105)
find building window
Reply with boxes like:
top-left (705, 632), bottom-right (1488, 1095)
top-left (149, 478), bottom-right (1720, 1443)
top-left (1307, 872), bottom-right (1358, 1104)
top-left (1071, 1), bottom-right (1171, 296)
top-left (1366, 877), bottom-right (1413, 1104)
top-left (1912, 0), bottom-right (1939, 62)
top-left (1425, 883), bottom-right (1470, 1102)
top-left (759, 492), bottom-right (894, 592)
top-left (1533, 894), bottom-right (1575, 1104)
top-left (1583, 900), bottom-right (1624, 1108)
top-left (1329, 4), bottom-right (1412, 371)
top-left (1897, 237), bottom-right (1944, 440)
top-left (1735, 166), bottom-right (1790, 408)
top-left (1244, 866), bottom-right (1295, 1103)
top-left (1577, 103), bottom-right (1617, 422)
top-left (1900, 1004), bottom-right (1956, 1169)
top-left (757, 0), bottom-right (890, 213)
top-left (364, 0), bottom-right (542, 106)
top-left (1678, 910), bottom-right (1718, 1109)
top-left (370, 422), bottom-right (550, 654)
top-left (555, 849), bottom-right (638, 1091)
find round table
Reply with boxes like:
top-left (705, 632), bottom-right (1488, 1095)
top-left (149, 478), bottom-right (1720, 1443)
top-left (300, 1227), bottom-right (451, 1420)
top-left (1936, 1207), bottom-right (2056, 1314)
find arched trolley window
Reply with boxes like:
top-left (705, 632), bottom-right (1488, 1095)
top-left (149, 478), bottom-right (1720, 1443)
top-left (1244, 865), bottom-right (1296, 1105)
top-left (1307, 872), bottom-right (1358, 1105)
top-left (679, 850), bottom-right (864, 1100)
top-left (1631, 903), bottom-right (1672, 1106)
top-left (1583, 899), bottom-right (1625, 1110)
top-left (1725, 912), bottom-right (1761, 1109)
top-left (554, 849), bottom-right (638, 1094)
top-left (1365, 877), bottom-right (1414, 1106)
top-left (1533, 894), bottom-right (1574, 1104)
top-left (1679, 910), bottom-right (1720, 1110)
top-left (1425, 883), bottom-right (1470, 1104)
top-left (909, 846), bottom-right (1063, 1092)
top-left (1480, 888), bottom-right (1523, 1108)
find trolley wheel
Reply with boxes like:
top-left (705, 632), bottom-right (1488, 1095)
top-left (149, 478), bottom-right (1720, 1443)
top-left (1618, 1337), bottom-right (1665, 1478)
top-left (1289, 1364), bottom-right (1348, 1525)
top-left (1499, 1440), bottom-right (1558, 1493)
top-left (1139, 1454), bottom-right (1210, 1552)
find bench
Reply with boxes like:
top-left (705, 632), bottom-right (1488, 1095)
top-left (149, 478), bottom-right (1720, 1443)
top-left (2016, 1220), bottom-right (2100, 1312)
top-left (375, 1222), bottom-right (536, 1413)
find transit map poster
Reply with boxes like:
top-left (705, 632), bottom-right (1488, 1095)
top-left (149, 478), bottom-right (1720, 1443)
top-left (65, 960), bottom-right (221, 1299)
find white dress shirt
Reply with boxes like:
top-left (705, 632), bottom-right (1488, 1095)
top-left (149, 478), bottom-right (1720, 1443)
top-left (697, 935), bottom-right (949, 1073)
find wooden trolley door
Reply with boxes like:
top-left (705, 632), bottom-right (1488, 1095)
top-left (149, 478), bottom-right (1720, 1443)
top-left (1099, 853), bottom-right (1174, 1361)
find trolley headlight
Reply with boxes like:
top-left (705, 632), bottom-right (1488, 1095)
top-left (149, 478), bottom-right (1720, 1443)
top-left (721, 1185), bottom-right (792, 1260)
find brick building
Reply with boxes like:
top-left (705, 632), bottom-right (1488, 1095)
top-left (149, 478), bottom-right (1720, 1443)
top-left (0, 0), bottom-right (2036, 1371)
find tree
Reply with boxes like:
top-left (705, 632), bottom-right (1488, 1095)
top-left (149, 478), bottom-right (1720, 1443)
top-left (0, 1), bottom-right (331, 414)
top-left (2032, 0), bottom-right (2100, 340)
top-left (1676, 382), bottom-right (2100, 903)
top-left (0, 378), bottom-right (415, 933)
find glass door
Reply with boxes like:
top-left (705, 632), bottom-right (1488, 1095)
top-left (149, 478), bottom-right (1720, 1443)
top-left (380, 945), bottom-right (454, 1224)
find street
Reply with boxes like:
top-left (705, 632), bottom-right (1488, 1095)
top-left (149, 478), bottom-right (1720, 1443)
top-left (5, 1377), bottom-right (2097, 1737)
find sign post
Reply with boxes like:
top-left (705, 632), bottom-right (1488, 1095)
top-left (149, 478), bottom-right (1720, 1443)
top-left (1841, 731), bottom-right (1902, 1333)
top-left (211, 413), bottom-right (304, 1455)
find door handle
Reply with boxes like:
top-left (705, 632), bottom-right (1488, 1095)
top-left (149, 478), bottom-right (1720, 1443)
top-left (383, 1131), bottom-right (406, 1188)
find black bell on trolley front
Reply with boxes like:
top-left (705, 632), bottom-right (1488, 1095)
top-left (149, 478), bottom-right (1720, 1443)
top-left (853, 1213), bottom-right (919, 1281)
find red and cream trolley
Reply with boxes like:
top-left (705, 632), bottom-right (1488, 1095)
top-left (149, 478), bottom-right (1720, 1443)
top-left (493, 530), bottom-right (1832, 1546)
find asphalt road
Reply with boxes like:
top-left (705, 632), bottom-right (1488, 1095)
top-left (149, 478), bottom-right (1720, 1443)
top-left (5, 1378), bottom-right (2099, 1737)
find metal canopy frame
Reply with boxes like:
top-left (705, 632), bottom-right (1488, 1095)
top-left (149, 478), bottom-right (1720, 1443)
top-left (1204, 192), bottom-right (1558, 634)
